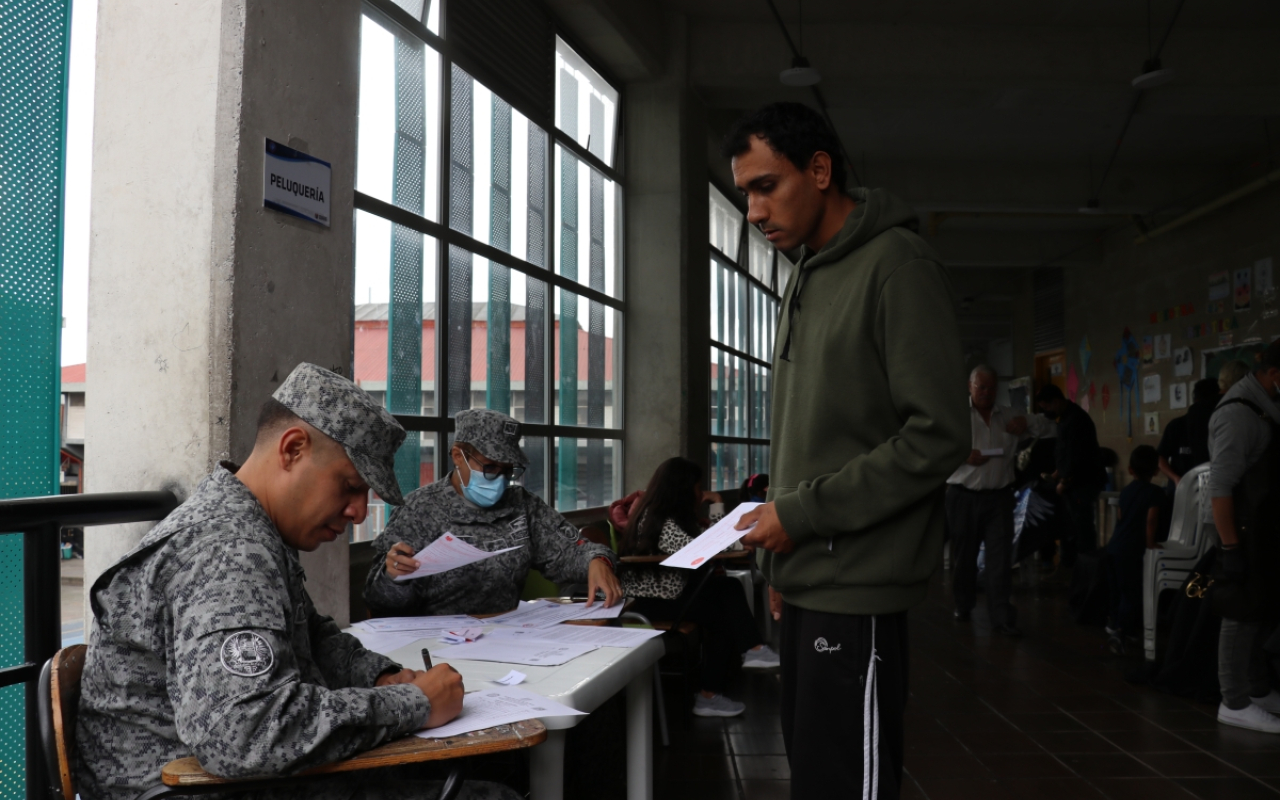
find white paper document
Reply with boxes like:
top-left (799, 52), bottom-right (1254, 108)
top-left (661, 502), bottom-right (761, 569)
top-left (979, 448), bottom-right (1005, 457)
top-left (493, 669), bottom-right (527, 686)
top-left (440, 627), bottom-right (484, 644)
top-left (354, 614), bottom-right (480, 633)
top-left (416, 686), bottom-right (585, 739)
top-left (484, 600), bottom-right (597, 629)
top-left (572, 601), bottom-right (625, 620)
top-left (486, 625), bottom-right (664, 649)
top-left (435, 639), bottom-right (599, 666)
top-left (395, 534), bottom-right (522, 581)
top-left (347, 629), bottom-right (427, 656)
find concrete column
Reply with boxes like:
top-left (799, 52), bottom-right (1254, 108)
top-left (85, 0), bottom-right (360, 624)
top-left (622, 14), bottom-right (710, 491)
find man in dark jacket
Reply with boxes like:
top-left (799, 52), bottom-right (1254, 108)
top-left (1036, 384), bottom-right (1106, 566)
top-left (727, 102), bottom-right (969, 799)
top-left (1157, 378), bottom-right (1220, 495)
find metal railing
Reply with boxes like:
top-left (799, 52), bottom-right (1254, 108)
top-left (0, 491), bottom-right (179, 800)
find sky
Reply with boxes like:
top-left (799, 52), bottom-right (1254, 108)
top-left (60, 0), bottom-right (96, 367)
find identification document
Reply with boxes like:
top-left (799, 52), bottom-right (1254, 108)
top-left (434, 639), bottom-right (599, 666)
top-left (660, 502), bottom-right (761, 569)
top-left (394, 533), bottom-right (522, 581)
top-left (416, 686), bottom-right (585, 739)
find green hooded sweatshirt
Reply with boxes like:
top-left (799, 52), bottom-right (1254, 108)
top-left (762, 186), bottom-right (970, 615)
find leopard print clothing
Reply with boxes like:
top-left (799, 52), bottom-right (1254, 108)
top-left (620, 518), bottom-right (695, 600)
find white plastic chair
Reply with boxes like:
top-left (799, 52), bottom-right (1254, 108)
top-left (1142, 463), bottom-right (1218, 661)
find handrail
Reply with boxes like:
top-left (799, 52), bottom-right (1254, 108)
top-left (0, 490), bottom-right (179, 530)
top-left (0, 489), bottom-right (178, 800)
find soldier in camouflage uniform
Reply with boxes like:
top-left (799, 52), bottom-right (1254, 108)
top-left (76, 364), bottom-right (518, 800)
top-left (364, 409), bottom-right (622, 616)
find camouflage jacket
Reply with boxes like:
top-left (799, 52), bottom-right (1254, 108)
top-left (363, 475), bottom-right (615, 616)
top-left (77, 464), bottom-right (429, 800)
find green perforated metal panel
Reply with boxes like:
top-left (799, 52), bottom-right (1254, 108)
top-left (0, 0), bottom-right (72, 795)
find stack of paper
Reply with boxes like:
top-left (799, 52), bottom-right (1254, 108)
top-left (416, 686), bottom-right (585, 739)
top-left (353, 614), bottom-right (481, 633)
top-left (485, 625), bottom-right (663, 649)
top-left (433, 639), bottom-right (599, 666)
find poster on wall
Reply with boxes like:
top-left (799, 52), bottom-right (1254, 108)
top-left (1209, 271), bottom-right (1230, 303)
top-left (1141, 336), bottom-right (1155, 364)
top-left (1169, 382), bottom-right (1188, 410)
top-left (1079, 336), bottom-right (1092, 374)
top-left (1234, 267), bottom-right (1252, 312)
top-left (1142, 373), bottom-right (1162, 404)
top-left (1114, 329), bottom-right (1140, 437)
top-left (1154, 333), bottom-right (1172, 360)
top-left (1145, 412), bottom-right (1160, 436)
top-left (1173, 346), bottom-right (1193, 377)
top-left (1257, 257), bottom-right (1274, 294)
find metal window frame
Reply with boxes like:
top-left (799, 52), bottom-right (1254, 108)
top-left (358, 0), bottom-right (625, 507)
top-left (707, 179), bottom-right (780, 486)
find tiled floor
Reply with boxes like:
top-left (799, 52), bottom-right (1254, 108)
top-left (652, 567), bottom-right (1280, 800)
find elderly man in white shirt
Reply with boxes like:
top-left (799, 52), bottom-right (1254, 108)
top-left (946, 365), bottom-right (1050, 636)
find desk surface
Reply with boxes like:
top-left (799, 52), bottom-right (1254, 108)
top-left (161, 719), bottom-right (547, 787)
top-left (364, 627), bottom-right (664, 731)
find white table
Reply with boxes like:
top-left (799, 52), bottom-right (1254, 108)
top-left (353, 628), bottom-right (663, 800)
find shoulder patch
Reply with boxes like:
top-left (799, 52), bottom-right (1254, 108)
top-left (219, 631), bottom-right (275, 677)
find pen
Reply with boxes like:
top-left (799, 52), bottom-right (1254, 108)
top-left (421, 647), bottom-right (433, 669)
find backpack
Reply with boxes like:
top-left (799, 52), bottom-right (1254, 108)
top-left (1149, 548), bottom-right (1222, 703)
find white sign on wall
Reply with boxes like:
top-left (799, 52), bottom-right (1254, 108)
top-left (263, 138), bottom-right (331, 227)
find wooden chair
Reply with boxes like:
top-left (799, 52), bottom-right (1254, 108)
top-left (38, 645), bottom-right (546, 800)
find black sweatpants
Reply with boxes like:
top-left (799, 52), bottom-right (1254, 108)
top-left (780, 604), bottom-right (908, 800)
top-left (629, 575), bottom-right (762, 693)
top-left (946, 485), bottom-right (1016, 627)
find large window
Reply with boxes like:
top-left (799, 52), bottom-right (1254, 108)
top-left (354, 2), bottom-right (624, 538)
top-left (708, 184), bottom-right (792, 491)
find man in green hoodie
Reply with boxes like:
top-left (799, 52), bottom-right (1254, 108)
top-left (726, 103), bottom-right (969, 799)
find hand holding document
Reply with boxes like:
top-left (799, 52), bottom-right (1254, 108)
top-left (416, 686), bottom-right (584, 739)
top-left (661, 502), bottom-right (761, 569)
top-left (394, 534), bottom-right (522, 581)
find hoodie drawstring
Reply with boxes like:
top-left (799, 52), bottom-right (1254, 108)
top-left (779, 264), bottom-right (813, 362)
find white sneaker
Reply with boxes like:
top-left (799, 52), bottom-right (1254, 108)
top-left (1218, 702), bottom-right (1280, 734)
top-left (693, 693), bottom-right (746, 718)
top-left (1250, 690), bottom-right (1280, 715)
top-left (742, 644), bottom-right (781, 670)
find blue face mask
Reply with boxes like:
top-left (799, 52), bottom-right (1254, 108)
top-left (461, 455), bottom-right (508, 507)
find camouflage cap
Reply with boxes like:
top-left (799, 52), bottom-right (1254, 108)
top-left (272, 363), bottom-right (407, 505)
top-left (453, 409), bottom-right (528, 466)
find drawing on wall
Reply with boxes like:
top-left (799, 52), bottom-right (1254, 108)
top-left (1142, 373), bottom-right (1161, 404)
top-left (1235, 267), bottom-right (1252, 312)
top-left (1259, 257), bottom-right (1277, 319)
top-left (1141, 335), bottom-right (1155, 364)
top-left (1113, 329), bottom-right (1140, 437)
top-left (1154, 333), bottom-right (1172, 361)
top-left (1170, 382), bottom-right (1188, 410)
top-left (1066, 365), bottom-right (1080, 402)
top-left (1209, 271), bottom-right (1230, 303)
top-left (1079, 336), bottom-right (1092, 374)
top-left (1173, 346), bottom-right (1193, 377)
top-left (1145, 412), bottom-right (1160, 436)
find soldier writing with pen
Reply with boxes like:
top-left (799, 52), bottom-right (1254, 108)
top-left (365, 409), bottom-right (622, 617)
top-left (77, 364), bottom-right (519, 800)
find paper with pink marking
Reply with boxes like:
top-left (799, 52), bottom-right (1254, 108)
top-left (394, 533), bottom-right (521, 581)
top-left (660, 502), bottom-right (761, 569)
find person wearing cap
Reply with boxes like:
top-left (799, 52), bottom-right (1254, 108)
top-left (76, 364), bottom-right (518, 800)
top-left (1035, 383), bottom-right (1106, 567)
top-left (364, 408), bottom-right (622, 616)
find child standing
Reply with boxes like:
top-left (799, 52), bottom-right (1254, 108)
top-left (1106, 445), bottom-right (1165, 653)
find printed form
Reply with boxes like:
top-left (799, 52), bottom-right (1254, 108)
top-left (485, 625), bottom-right (664, 649)
top-left (394, 534), bottom-right (522, 581)
top-left (417, 686), bottom-right (585, 739)
top-left (434, 639), bottom-right (599, 666)
top-left (661, 502), bottom-right (761, 569)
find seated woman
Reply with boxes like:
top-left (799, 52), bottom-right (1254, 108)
top-left (364, 409), bottom-right (621, 616)
top-left (740, 473), bottom-right (769, 503)
top-left (619, 457), bottom-right (779, 718)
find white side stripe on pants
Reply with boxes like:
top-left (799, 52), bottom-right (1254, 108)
top-left (861, 616), bottom-right (881, 800)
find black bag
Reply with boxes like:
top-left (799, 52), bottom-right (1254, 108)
top-left (1150, 549), bottom-right (1222, 703)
